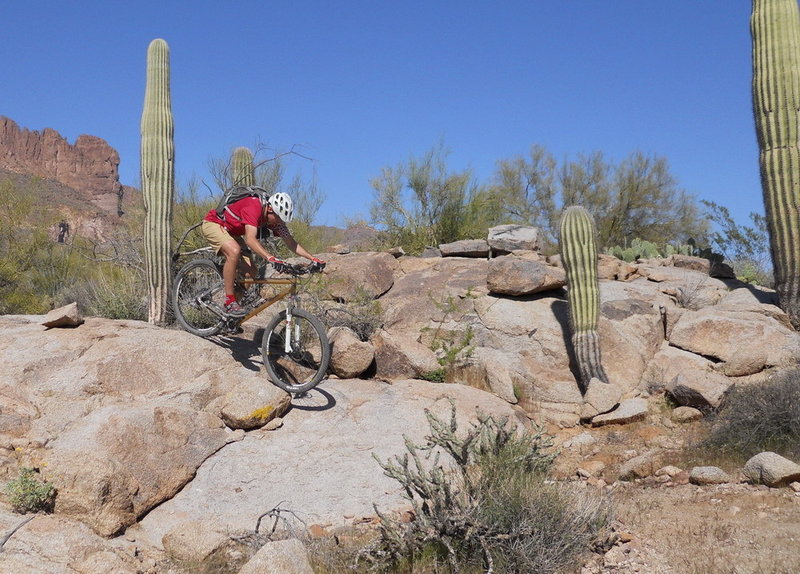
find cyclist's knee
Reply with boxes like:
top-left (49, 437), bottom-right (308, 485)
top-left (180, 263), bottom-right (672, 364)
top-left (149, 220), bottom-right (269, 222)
top-left (220, 240), bottom-right (241, 259)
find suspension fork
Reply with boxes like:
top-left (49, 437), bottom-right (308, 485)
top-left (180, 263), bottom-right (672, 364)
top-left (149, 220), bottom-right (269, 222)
top-left (285, 294), bottom-right (300, 354)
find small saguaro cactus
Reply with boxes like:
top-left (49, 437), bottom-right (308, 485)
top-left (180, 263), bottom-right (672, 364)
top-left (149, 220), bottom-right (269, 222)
top-left (140, 38), bottom-right (175, 325)
top-left (559, 205), bottom-right (609, 388)
top-left (752, 0), bottom-right (800, 330)
top-left (231, 146), bottom-right (255, 187)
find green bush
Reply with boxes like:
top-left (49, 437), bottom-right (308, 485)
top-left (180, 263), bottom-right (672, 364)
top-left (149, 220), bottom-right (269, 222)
top-left (5, 467), bottom-right (55, 514)
top-left (361, 404), bottom-right (612, 573)
top-left (419, 368), bottom-right (446, 383)
top-left (698, 369), bottom-right (800, 464)
top-left (420, 294), bottom-right (476, 383)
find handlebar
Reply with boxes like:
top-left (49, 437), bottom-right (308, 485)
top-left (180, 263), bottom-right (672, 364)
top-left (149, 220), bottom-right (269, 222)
top-left (269, 261), bottom-right (326, 277)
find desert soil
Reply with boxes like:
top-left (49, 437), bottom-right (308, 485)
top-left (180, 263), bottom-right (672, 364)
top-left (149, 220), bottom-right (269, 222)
top-left (549, 417), bottom-right (800, 574)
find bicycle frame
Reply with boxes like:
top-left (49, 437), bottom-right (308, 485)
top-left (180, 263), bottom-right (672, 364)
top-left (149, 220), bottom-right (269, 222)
top-left (235, 276), bottom-right (303, 354)
top-left (237, 276), bottom-right (298, 323)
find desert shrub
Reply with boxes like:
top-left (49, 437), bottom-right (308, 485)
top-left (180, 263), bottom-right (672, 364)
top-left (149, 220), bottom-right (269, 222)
top-left (287, 220), bottom-right (328, 256)
top-left (699, 369), bottom-right (800, 463)
top-left (359, 404), bottom-right (612, 573)
top-left (5, 467), bottom-right (55, 514)
top-left (64, 268), bottom-right (148, 321)
top-left (320, 303), bottom-right (384, 342)
top-left (672, 276), bottom-right (715, 311)
top-left (702, 200), bottom-right (772, 286)
top-left (605, 236), bottom-right (728, 271)
top-left (419, 368), bottom-right (447, 383)
top-left (311, 285), bottom-right (384, 342)
top-left (419, 294), bottom-right (476, 383)
top-left (0, 226), bottom-right (87, 315)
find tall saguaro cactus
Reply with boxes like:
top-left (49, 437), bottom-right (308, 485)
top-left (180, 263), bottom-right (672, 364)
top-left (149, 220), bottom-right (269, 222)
top-left (559, 206), bottom-right (609, 389)
top-left (140, 38), bottom-right (175, 325)
top-left (752, 0), bottom-right (800, 330)
top-left (231, 146), bottom-right (255, 187)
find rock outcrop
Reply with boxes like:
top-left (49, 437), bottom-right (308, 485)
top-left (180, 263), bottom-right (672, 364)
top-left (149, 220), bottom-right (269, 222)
top-left (0, 116), bottom-right (124, 215)
top-left (2, 231), bottom-right (800, 572)
top-left (310, 247), bottom-right (800, 428)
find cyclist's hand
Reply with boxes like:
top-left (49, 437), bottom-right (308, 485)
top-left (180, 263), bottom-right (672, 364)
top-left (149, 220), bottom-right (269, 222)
top-left (309, 258), bottom-right (326, 273)
top-left (268, 257), bottom-right (291, 274)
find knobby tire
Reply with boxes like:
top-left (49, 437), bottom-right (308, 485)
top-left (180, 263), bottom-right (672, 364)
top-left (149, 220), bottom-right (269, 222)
top-left (172, 259), bottom-right (226, 337)
top-left (261, 308), bottom-right (330, 393)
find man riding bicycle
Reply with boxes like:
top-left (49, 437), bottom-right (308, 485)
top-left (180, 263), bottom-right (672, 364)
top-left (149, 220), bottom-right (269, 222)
top-left (201, 191), bottom-right (325, 317)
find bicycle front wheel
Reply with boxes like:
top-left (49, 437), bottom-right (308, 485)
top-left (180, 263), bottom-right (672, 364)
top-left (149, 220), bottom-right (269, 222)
top-left (172, 259), bottom-right (226, 337)
top-left (262, 308), bottom-right (331, 393)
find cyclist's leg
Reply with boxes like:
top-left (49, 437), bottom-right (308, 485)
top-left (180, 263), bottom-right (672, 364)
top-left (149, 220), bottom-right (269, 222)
top-left (202, 221), bottom-right (244, 311)
top-left (237, 249), bottom-right (257, 281)
top-left (217, 241), bottom-right (242, 298)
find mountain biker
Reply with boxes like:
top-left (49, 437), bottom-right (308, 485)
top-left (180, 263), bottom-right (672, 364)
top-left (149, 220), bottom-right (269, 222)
top-left (201, 191), bottom-right (325, 317)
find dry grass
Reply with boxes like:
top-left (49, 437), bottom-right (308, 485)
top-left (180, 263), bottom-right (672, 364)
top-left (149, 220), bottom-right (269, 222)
top-left (697, 369), bottom-right (800, 465)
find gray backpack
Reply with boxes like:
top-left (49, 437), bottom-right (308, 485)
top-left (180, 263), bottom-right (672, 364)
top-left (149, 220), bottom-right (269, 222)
top-left (214, 186), bottom-right (270, 222)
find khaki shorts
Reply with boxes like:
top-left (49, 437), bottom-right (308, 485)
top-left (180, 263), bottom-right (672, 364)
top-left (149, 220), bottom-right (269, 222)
top-left (201, 221), bottom-right (252, 265)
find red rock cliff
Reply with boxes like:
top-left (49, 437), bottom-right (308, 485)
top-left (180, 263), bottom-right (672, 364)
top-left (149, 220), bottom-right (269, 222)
top-left (0, 116), bottom-right (124, 215)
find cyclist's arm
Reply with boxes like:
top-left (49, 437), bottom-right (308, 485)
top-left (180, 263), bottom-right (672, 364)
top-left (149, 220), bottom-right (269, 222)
top-left (281, 235), bottom-right (318, 262)
top-left (242, 225), bottom-right (279, 261)
top-left (244, 225), bottom-right (322, 265)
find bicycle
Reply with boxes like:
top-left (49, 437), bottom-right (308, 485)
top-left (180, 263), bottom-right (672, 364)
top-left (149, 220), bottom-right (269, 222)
top-left (171, 243), bottom-right (330, 394)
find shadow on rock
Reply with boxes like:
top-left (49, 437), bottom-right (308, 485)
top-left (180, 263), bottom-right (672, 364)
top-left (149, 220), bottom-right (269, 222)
top-left (550, 298), bottom-right (585, 393)
top-left (722, 278), bottom-right (778, 305)
top-left (289, 385), bottom-right (337, 412)
top-left (209, 330), bottom-right (264, 372)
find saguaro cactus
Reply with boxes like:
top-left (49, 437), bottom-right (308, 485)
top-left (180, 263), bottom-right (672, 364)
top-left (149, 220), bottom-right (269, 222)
top-left (231, 146), bottom-right (255, 187)
top-left (140, 38), bottom-right (175, 325)
top-left (559, 206), bottom-right (609, 388)
top-left (752, 0), bottom-right (800, 330)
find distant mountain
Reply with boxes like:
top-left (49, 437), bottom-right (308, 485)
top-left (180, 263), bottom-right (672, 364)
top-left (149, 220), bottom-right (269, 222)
top-left (0, 116), bottom-right (132, 216)
top-left (0, 116), bottom-right (143, 241)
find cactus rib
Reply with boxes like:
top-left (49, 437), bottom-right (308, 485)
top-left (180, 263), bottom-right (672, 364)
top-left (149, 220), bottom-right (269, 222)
top-left (752, 0), bottom-right (800, 329)
top-left (559, 205), bottom-right (609, 387)
top-left (140, 38), bottom-right (175, 325)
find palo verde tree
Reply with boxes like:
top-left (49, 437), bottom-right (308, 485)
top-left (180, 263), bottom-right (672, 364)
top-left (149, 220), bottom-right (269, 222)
top-left (751, 0), bottom-right (800, 329)
top-left (140, 38), bottom-right (175, 325)
top-left (369, 142), bottom-right (494, 253)
top-left (490, 146), bottom-right (708, 253)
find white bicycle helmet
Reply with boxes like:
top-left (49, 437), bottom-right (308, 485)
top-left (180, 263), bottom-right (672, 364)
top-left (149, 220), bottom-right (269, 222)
top-left (268, 192), bottom-right (294, 222)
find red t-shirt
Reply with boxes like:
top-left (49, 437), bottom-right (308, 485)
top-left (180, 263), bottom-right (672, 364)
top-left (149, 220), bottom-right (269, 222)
top-left (204, 196), bottom-right (289, 238)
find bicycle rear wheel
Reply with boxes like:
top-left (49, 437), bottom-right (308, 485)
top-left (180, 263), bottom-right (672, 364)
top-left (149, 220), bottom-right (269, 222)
top-left (262, 308), bottom-right (331, 393)
top-left (172, 259), bottom-right (226, 337)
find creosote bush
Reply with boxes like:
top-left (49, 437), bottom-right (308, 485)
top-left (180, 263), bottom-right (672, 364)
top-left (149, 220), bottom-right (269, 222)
top-left (698, 368), bottom-right (800, 464)
top-left (354, 404), bottom-right (612, 573)
top-left (5, 467), bottom-right (55, 514)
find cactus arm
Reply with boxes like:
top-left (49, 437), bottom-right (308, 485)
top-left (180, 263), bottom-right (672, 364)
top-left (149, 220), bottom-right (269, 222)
top-left (140, 38), bottom-right (175, 325)
top-left (559, 206), bottom-right (610, 387)
top-left (752, 0), bottom-right (800, 329)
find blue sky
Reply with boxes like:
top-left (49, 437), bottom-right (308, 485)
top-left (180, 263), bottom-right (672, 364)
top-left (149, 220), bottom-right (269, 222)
top-left (3, 1), bottom-right (760, 228)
